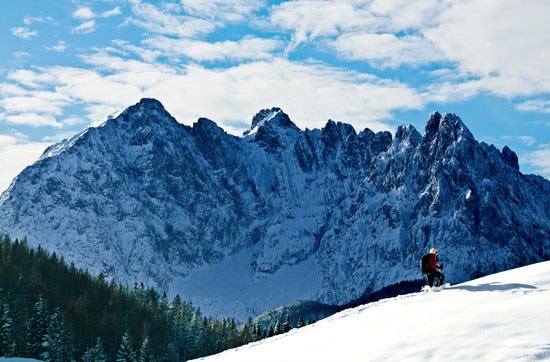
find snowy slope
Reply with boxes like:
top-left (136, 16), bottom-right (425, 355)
top-left (0, 99), bottom-right (548, 321)
top-left (194, 261), bottom-right (550, 362)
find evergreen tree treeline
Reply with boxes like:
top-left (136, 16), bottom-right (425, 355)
top-left (0, 235), bottom-right (281, 361)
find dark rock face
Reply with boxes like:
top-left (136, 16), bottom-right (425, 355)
top-left (0, 98), bottom-right (548, 319)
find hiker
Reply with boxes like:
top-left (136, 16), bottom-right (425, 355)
top-left (421, 248), bottom-right (445, 287)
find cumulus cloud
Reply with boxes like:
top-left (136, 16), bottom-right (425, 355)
top-left (270, 1), bottom-right (376, 51)
top-left (369, 0), bottom-right (444, 31)
top-left (269, 0), bottom-right (550, 103)
top-left (142, 36), bottom-right (283, 62)
top-left (0, 96), bottom-right (65, 116)
top-left (72, 7), bottom-right (95, 20)
top-left (99, 7), bottom-right (121, 18)
top-left (0, 134), bottom-right (51, 193)
top-left (2, 113), bottom-right (62, 128)
top-left (1, 50), bottom-right (422, 134)
top-left (424, 0), bottom-right (550, 97)
top-left (124, 0), bottom-right (216, 38)
top-left (71, 6), bottom-right (120, 34)
top-left (45, 40), bottom-right (67, 52)
top-left (517, 99), bottom-right (550, 114)
top-left (333, 33), bottom-right (443, 68)
top-left (72, 6), bottom-right (121, 19)
top-left (523, 146), bottom-right (550, 179)
top-left (181, 0), bottom-right (264, 22)
top-left (72, 20), bottom-right (96, 34)
top-left (153, 59), bottom-right (421, 132)
top-left (11, 26), bottom-right (38, 39)
top-left (23, 15), bottom-right (55, 25)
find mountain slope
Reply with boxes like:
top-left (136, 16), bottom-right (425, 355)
top-left (193, 261), bottom-right (550, 362)
top-left (0, 98), bottom-right (548, 320)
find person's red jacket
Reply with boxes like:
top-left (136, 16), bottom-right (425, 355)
top-left (428, 253), bottom-right (440, 271)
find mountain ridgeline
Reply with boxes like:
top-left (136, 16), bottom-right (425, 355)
top-left (0, 98), bottom-right (548, 320)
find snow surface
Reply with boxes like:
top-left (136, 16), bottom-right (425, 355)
top-left (170, 248), bottom-right (322, 319)
top-left (193, 261), bottom-right (550, 362)
top-left (0, 358), bottom-right (43, 362)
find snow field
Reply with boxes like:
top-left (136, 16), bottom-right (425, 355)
top-left (194, 261), bottom-right (550, 361)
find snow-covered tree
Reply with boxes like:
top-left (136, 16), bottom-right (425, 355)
top-left (44, 308), bottom-right (67, 361)
top-left (138, 336), bottom-right (156, 362)
top-left (82, 337), bottom-right (107, 362)
top-left (0, 295), bottom-right (14, 356)
top-left (283, 315), bottom-right (291, 333)
top-left (27, 295), bottom-right (49, 359)
top-left (117, 331), bottom-right (137, 362)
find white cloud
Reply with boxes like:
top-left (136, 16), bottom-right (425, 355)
top-left (22, 16), bottom-right (55, 25)
top-left (110, 40), bottom-right (162, 63)
top-left (72, 6), bottom-right (120, 20)
top-left (369, 0), bottom-right (444, 31)
top-left (2, 113), bottom-right (63, 128)
top-left (333, 33), bottom-right (443, 68)
top-left (145, 59), bottom-right (421, 132)
top-left (0, 96), bottom-right (65, 115)
top-left (2, 51), bottom-right (422, 134)
top-left (72, 7), bottom-right (95, 20)
top-left (0, 135), bottom-right (50, 193)
top-left (7, 69), bottom-right (57, 89)
top-left (523, 146), bottom-right (550, 179)
top-left (13, 51), bottom-right (31, 59)
top-left (59, 117), bottom-right (86, 126)
top-left (72, 20), bottom-right (96, 34)
top-left (99, 7), bottom-right (121, 18)
top-left (45, 40), bottom-right (67, 52)
top-left (181, 0), bottom-right (264, 22)
top-left (142, 36), bottom-right (283, 62)
top-left (502, 135), bottom-right (536, 147)
top-left (424, 0), bottom-right (550, 97)
top-left (269, 0), bottom-right (550, 102)
top-left (517, 136), bottom-right (536, 147)
top-left (124, 0), bottom-right (216, 38)
top-left (270, 1), bottom-right (376, 50)
top-left (516, 99), bottom-right (550, 114)
top-left (0, 83), bottom-right (28, 97)
top-left (11, 26), bottom-right (38, 39)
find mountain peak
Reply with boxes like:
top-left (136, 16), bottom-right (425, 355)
top-left (424, 111), bottom-right (474, 145)
top-left (126, 98), bottom-right (167, 114)
top-left (118, 98), bottom-right (176, 126)
top-left (244, 108), bottom-right (295, 135)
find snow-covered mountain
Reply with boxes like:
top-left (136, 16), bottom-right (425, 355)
top-left (192, 261), bottom-right (550, 362)
top-left (0, 98), bottom-right (548, 320)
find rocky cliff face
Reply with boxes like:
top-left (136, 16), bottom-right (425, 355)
top-left (1, 98), bottom-right (548, 320)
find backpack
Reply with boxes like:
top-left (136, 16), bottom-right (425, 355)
top-left (420, 254), bottom-right (431, 274)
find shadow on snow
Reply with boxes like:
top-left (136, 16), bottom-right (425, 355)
top-left (449, 282), bottom-right (537, 292)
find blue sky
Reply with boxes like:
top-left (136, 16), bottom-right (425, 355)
top-left (1, 0), bottom-right (549, 191)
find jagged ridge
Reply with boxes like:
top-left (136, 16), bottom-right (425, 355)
top-left (0, 99), bottom-right (548, 320)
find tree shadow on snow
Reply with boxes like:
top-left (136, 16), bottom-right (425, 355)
top-left (450, 282), bottom-right (537, 292)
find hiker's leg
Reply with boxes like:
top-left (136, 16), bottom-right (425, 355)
top-left (427, 272), bottom-right (435, 287)
top-left (438, 272), bottom-right (445, 286)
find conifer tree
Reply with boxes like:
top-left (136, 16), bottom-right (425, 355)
top-left (82, 337), bottom-right (107, 362)
top-left (45, 307), bottom-right (67, 361)
top-left (27, 295), bottom-right (49, 359)
top-left (0, 296), bottom-right (14, 356)
top-left (275, 320), bottom-right (283, 335)
top-left (283, 315), bottom-right (291, 333)
top-left (117, 331), bottom-right (137, 362)
top-left (240, 323), bottom-right (252, 344)
top-left (138, 336), bottom-right (156, 362)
